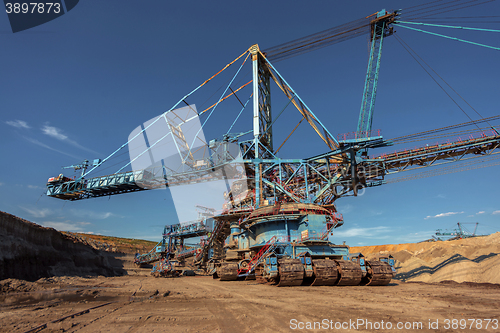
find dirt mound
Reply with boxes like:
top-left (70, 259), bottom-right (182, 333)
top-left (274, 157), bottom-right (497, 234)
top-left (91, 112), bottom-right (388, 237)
top-left (0, 211), bottom-right (125, 281)
top-left (62, 232), bottom-right (157, 254)
top-left (0, 278), bottom-right (44, 293)
top-left (351, 232), bottom-right (500, 284)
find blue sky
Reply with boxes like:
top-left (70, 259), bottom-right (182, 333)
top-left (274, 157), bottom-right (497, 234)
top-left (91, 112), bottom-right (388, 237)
top-left (1, 1), bottom-right (499, 246)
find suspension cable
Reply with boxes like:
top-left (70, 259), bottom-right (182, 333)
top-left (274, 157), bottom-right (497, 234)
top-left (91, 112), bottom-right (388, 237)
top-left (390, 115), bottom-right (500, 142)
top-left (397, 20), bottom-right (500, 33)
top-left (394, 34), bottom-right (499, 134)
top-left (402, 0), bottom-right (469, 18)
top-left (386, 154), bottom-right (500, 183)
top-left (264, 17), bottom-right (370, 62)
top-left (403, 0), bottom-right (496, 21)
top-left (199, 80), bottom-right (252, 116)
top-left (393, 33), bottom-right (483, 131)
top-left (394, 24), bottom-right (500, 51)
top-left (185, 52), bottom-right (251, 163)
top-left (393, 125), bottom-right (499, 145)
top-left (275, 117), bottom-right (305, 154)
top-left (226, 93), bottom-right (253, 135)
top-left (83, 49), bottom-right (249, 178)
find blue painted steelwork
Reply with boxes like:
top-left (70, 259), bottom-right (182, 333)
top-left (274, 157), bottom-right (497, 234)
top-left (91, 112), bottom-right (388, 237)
top-left (237, 236), bottom-right (288, 277)
top-left (134, 242), bottom-right (162, 265)
top-left (46, 140), bottom-right (245, 200)
top-left (394, 23), bottom-right (500, 51)
top-left (377, 134), bottom-right (500, 174)
top-left (264, 256), bottom-right (279, 279)
top-left (357, 10), bottom-right (398, 138)
top-left (226, 204), bottom-right (347, 263)
top-left (134, 216), bottom-right (213, 276)
top-left (346, 253), bottom-right (367, 275)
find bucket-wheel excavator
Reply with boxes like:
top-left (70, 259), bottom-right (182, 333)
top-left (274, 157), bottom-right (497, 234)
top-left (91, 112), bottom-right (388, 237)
top-left (46, 8), bottom-right (500, 286)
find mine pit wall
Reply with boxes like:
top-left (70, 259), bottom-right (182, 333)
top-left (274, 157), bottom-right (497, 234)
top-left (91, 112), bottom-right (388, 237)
top-left (350, 233), bottom-right (500, 284)
top-left (349, 233), bottom-right (500, 259)
top-left (0, 211), bottom-right (125, 281)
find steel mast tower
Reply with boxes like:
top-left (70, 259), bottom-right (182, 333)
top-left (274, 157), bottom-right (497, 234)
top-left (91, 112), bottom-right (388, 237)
top-left (357, 9), bottom-right (397, 139)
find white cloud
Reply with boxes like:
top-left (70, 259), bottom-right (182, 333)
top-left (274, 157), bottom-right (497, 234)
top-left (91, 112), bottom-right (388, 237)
top-left (41, 221), bottom-right (86, 232)
top-left (42, 125), bottom-right (67, 140)
top-left (21, 206), bottom-right (52, 218)
top-left (6, 120), bottom-right (30, 129)
top-left (336, 203), bottom-right (353, 214)
top-left (493, 210), bottom-right (500, 215)
top-left (27, 185), bottom-right (42, 190)
top-left (333, 226), bottom-right (389, 238)
top-left (476, 211), bottom-right (485, 215)
top-left (424, 211), bottom-right (464, 220)
top-left (134, 234), bottom-right (163, 242)
top-left (69, 209), bottom-right (118, 220)
top-left (96, 212), bottom-right (114, 219)
top-left (24, 136), bottom-right (82, 159)
top-left (41, 124), bottom-right (100, 155)
top-left (0, 182), bottom-right (3, 186)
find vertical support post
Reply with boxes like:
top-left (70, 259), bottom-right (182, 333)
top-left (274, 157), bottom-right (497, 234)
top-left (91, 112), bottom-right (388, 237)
top-left (250, 44), bottom-right (263, 208)
top-left (260, 65), bottom-right (273, 152)
top-left (285, 220), bottom-right (289, 241)
top-left (350, 149), bottom-right (358, 196)
top-left (251, 44), bottom-right (260, 158)
top-left (304, 163), bottom-right (309, 203)
top-left (255, 161), bottom-right (261, 208)
top-left (80, 160), bottom-right (89, 178)
top-left (259, 163), bottom-right (263, 206)
top-left (162, 226), bottom-right (167, 252)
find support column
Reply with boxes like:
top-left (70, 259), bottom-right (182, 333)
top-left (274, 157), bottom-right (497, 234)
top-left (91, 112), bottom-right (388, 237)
top-left (250, 44), bottom-right (262, 208)
top-left (250, 44), bottom-right (260, 158)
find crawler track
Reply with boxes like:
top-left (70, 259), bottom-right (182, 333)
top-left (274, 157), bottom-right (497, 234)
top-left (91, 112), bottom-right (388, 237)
top-left (335, 260), bottom-right (363, 286)
top-left (363, 261), bottom-right (394, 286)
top-left (311, 259), bottom-right (338, 286)
top-left (277, 259), bottom-right (304, 287)
top-left (219, 262), bottom-right (239, 281)
top-left (246, 258), bottom-right (393, 287)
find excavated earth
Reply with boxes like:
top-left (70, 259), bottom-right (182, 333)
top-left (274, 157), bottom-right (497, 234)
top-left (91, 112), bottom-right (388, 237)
top-left (0, 212), bottom-right (125, 281)
top-left (1, 211), bottom-right (500, 332)
top-left (350, 232), bottom-right (500, 284)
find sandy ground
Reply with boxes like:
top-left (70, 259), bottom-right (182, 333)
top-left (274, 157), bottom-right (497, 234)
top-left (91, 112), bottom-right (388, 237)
top-left (2, 261), bottom-right (500, 333)
top-left (2, 212), bottom-right (500, 332)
